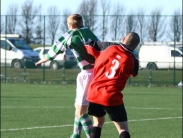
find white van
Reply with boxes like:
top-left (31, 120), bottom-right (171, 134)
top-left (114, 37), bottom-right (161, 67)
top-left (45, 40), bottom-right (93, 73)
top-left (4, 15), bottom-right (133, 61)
top-left (139, 44), bottom-right (182, 70)
top-left (0, 34), bottom-right (40, 69)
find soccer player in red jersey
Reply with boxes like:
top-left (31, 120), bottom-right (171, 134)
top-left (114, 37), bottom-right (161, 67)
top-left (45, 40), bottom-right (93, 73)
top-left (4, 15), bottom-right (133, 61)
top-left (85, 32), bottom-right (140, 138)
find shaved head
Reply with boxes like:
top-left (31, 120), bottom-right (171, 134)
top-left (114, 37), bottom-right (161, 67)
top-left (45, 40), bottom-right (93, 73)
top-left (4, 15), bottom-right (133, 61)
top-left (123, 32), bottom-right (140, 50)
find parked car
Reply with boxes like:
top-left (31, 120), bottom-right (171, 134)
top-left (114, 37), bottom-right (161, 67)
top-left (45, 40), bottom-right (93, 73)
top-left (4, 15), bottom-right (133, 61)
top-left (139, 44), bottom-right (182, 70)
top-left (34, 47), bottom-right (77, 70)
top-left (64, 49), bottom-right (78, 69)
top-left (0, 34), bottom-right (40, 69)
top-left (177, 46), bottom-right (182, 52)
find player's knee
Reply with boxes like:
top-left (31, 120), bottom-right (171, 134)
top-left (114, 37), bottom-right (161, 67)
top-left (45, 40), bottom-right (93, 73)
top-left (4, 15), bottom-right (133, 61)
top-left (119, 131), bottom-right (130, 138)
top-left (93, 117), bottom-right (105, 127)
top-left (93, 122), bottom-right (104, 128)
top-left (75, 105), bottom-right (88, 118)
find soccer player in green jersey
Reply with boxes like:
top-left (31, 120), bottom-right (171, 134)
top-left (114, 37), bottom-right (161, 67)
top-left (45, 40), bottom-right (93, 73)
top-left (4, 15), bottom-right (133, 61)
top-left (35, 14), bottom-right (100, 138)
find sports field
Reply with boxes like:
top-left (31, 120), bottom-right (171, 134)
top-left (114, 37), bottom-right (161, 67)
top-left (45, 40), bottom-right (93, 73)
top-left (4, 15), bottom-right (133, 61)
top-left (1, 83), bottom-right (182, 138)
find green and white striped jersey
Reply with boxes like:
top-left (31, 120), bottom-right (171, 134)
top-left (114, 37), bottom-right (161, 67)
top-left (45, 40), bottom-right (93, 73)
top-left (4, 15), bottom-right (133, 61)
top-left (46, 27), bottom-right (99, 70)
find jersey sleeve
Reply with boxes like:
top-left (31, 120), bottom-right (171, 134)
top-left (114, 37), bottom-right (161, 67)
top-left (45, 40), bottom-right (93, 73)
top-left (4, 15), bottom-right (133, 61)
top-left (85, 41), bottom-right (111, 51)
top-left (46, 41), bottom-right (65, 60)
top-left (85, 41), bottom-right (103, 59)
top-left (131, 57), bottom-right (139, 77)
top-left (85, 41), bottom-right (119, 59)
top-left (46, 32), bottom-right (71, 60)
top-left (85, 45), bottom-right (100, 59)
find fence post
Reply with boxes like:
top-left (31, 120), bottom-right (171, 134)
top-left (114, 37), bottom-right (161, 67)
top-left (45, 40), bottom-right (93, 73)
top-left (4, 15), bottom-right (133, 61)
top-left (4, 15), bottom-right (7, 82)
top-left (23, 58), bottom-right (26, 81)
top-left (42, 64), bottom-right (45, 81)
top-left (62, 62), bottom-right (65, 82)
top-left (149, 63), bottom-right (152, 86)
top-left (173, 42), bottom-right (176, 86)
top-left (128, 77), bottom-right (131, 85)
top-left (4, 49), bottom-right (7, 82)
top-left (173, 18), bottom-right (176, 86)
top-left (42, 15), bottom-right (46, 82)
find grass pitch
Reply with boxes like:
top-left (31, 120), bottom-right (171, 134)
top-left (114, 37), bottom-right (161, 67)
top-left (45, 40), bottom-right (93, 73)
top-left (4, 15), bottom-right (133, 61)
top-left (1, 83), bottom-right (182, 138)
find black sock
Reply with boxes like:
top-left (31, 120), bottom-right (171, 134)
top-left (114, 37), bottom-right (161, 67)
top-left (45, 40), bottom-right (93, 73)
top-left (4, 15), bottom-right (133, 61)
top-left (90, 127), bottom-right (102, 138)
top-left (119, 131), bottom-right (130, 138)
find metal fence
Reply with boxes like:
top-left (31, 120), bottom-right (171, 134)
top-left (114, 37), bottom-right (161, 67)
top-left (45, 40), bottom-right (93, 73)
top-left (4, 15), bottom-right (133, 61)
top-left (1, 15), bottom-right (182, 86)
top-left (1, 63), bottom-right (182, 86)
top-left (1, 15), bottom-right (182, 43)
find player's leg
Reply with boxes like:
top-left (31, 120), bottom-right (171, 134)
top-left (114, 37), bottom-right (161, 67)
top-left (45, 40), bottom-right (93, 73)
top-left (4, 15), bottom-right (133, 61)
top-left (79, 70), bottom-right (95, 137)
top-left (70, 115), bottom-right (82, 138)
top-left (70, 105), bottom-right (92, 138)
top-left (104, 104), bottom-right (130, 138)
top-left (113, 121), bottom-right (130, 138)
top-left (88, 102), bottom-right (106, 138)
top-left (70, 72), bottom-right (84, 138)
top-left (75, 105), bottom-right (92, 138)
top-left (72, 70), bottom-right (93, 138)
top-left (90, 116), bottom-right (105, 138)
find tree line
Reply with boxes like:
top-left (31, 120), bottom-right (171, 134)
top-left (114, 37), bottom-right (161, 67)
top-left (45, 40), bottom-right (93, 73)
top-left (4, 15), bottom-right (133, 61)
top-left (1, 0), bottom-right (182, 45)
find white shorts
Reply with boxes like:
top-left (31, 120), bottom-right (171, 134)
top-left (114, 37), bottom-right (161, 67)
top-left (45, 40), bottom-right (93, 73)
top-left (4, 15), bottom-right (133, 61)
top-left (75, 69), bottom-right (94, 106)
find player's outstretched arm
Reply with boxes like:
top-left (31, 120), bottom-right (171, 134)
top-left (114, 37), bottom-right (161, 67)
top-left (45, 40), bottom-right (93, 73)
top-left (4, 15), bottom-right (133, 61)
top-left (35, 57), bottom-right (49, 66)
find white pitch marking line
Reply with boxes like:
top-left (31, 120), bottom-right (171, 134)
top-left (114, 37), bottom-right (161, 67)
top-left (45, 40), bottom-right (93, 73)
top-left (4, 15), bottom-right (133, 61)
top-left (126, 107), bottom-right (182, 110)
top-left (1, 106), bottom-right (181, 110)
top-left (1, 106), bottom-right (72, 109)
top-left (1, 116), bottom-right (182, 132)
top-left (129, 116), bottom-right (182, 122)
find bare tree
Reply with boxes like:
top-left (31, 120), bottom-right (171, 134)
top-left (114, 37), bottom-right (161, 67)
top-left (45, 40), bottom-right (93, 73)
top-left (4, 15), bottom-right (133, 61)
top-left (125, 11), bottom-right (137, 34)
top-left (77, 0), bottom-right (98, 32)
top-left (6, 4), bottom-right (19, 34)
top-left (147, 8), bottom-right (166, 41)
top-left (34, 5), bottom-right (44, 44)
top-left (20, 0), bottom-right (39, 44)
top-left (1, 16), bottom-right (5, 34)
top-left (110, 3), bottom-right (126, 41)
top-left (100, 0), bottom-right (111, 41)
top-left (60, 9), bottom-right (72, 33)
top-left (47, 6), bottom-right (60, 44)
top-left (167, 9), bottom-right (182, 42)
top-left (136, 9), bottom-right (147, 44)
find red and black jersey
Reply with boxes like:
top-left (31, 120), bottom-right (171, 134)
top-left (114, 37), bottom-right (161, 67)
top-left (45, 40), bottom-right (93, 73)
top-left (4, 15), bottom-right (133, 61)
top-left (85, 41), bottom-right (139, 106)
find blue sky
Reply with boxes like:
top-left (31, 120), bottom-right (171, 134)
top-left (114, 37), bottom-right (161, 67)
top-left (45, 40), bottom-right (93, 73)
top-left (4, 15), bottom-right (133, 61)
top-left (1, 0), bottom-right (182, 15)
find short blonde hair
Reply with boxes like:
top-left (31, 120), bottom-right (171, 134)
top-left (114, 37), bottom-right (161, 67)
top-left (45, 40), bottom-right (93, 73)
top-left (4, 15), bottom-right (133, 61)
top-left (67, 14), bottom-right (84, 29)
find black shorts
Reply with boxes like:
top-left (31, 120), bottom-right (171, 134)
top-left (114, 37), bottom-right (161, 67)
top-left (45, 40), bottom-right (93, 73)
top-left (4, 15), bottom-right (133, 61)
top-left (88, 102), bottom-right (127, 122)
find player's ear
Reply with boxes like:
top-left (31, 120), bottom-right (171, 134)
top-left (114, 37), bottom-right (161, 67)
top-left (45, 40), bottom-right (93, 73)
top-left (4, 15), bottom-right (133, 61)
top-left (122, 37), bottom-right (125, 43)
top-left (71, 24), bottom-right (76, 29)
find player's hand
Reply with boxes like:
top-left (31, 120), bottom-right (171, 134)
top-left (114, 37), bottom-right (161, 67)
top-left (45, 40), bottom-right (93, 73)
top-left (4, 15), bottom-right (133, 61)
top-left (35, 60), bottom-right (42, 66)
top-left (35, 58), bottom-right (49, 66)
